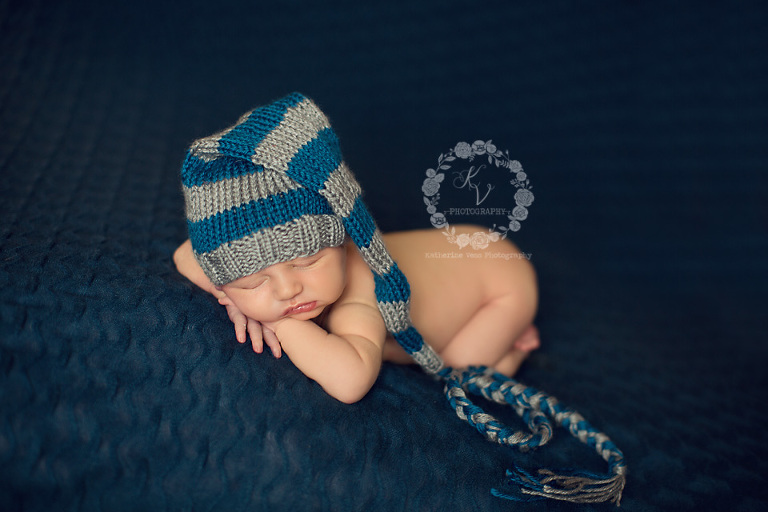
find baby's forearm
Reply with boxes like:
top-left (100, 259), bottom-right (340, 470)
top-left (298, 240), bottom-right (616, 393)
top-left (272, 318), bottom-right (382, 404)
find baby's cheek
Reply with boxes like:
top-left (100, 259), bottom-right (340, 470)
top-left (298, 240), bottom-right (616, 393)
top-left (322, 276), bottom-right (347, 303)
top-left (234, 296), bottom-right (272, 323)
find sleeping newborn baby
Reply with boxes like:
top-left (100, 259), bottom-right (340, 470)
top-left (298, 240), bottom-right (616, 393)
top-left (171, 93), bottom-right (629, 508)
top-left (174, 92), bottom-right (538, 404)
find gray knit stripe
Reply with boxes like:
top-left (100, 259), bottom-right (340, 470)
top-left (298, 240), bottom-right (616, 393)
top-left (379, 301), bottom-right (438, 369)
top-left (318, 165), bottom-right (392, 275)
top-left (376, 300), bottom-right (412, 333)
top-left (384, 309), bottom-right (443, 371)
top-left (184, 170), bottom-right (300, 222)
top-left (189, 109), bottom-right (254, 163)
top-left (319, 163), bottom-right (361, 218)
top-left (251, 98), bottom-right (331, 173)
top-left (357, 230), bottom-right (394, 276)
top-left (195, 214), bottom-right (346, 286)
top-left (411, 346), bottom-right (444, 372)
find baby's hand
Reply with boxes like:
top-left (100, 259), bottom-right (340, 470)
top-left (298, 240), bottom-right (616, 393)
top-left (219, 299), bottom-right (282, 358)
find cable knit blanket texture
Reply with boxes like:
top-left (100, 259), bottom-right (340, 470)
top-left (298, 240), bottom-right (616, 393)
top-left (1, 1), bottom-right (767, 511)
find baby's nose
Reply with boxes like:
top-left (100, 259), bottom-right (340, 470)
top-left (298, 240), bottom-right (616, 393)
top-left (273, 272), bottom-right (301, 300)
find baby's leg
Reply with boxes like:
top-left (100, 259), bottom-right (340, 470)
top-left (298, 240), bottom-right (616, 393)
top-left (382, 310), bottom-right (539, 375)
top-left (439, 291), bottom-right (538, 376)
top-left (493, 325), bottom-right (540, 375)
top-left (383, 322), bottom-right (538, 375)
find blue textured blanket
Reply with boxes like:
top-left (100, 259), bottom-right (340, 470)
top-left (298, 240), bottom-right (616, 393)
top-left (1, 1), bottom-right (767, 510)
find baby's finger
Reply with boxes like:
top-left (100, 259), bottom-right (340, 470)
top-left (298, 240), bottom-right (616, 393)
top-left (226, 307), bottom-right (247, 344)
top-left (262, 327), bottom-right (282, 359)
top-left (246, 319), bottom-right (264, 354)
top-left (235, 316), bottom-right (250, 344)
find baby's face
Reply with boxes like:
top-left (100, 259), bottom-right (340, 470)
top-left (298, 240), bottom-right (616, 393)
top-left (220, 247), bottom-right (347, 323)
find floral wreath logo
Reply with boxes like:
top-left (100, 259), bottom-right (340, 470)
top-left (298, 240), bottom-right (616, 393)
top-left (422, 140), bottom-right (534, 249)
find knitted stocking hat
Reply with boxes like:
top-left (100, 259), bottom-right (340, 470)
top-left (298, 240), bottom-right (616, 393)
top-left (181, 92), bottom-right (441, 372)
top-left (181, 92), bottom-right (626, 505)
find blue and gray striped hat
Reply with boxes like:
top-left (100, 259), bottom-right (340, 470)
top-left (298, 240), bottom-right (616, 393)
top-left (181, 92), bottom-right (443, 373)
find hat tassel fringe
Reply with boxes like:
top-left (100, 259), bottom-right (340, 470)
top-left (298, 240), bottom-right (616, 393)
top-left (493, 465), bottom-right (626, 505)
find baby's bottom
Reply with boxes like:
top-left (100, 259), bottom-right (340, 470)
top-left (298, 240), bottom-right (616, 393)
top-left (383, 324), bottom-right (540, 376)
top-left (382, 229), bottom-right (539, 376)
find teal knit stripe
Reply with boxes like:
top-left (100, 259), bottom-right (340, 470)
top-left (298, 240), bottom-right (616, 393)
top-left (188, 187), bottom-right (334, 254)
top-left (183, 161), bottom-right (300, 223)
top-left (285, 127), bottom-right (342, 192)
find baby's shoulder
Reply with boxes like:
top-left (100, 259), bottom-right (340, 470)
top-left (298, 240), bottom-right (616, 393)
top-left (322, 244), bottom-right (386, 335)
top-left (338, 244), bottom-right (378, 301)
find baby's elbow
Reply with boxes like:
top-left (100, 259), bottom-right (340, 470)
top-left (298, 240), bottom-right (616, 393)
top-left (328, 369), bottom-right (378, 404)
top-left (330, 379), bottom-right (373, 404)
top-left (172, 241), bottom-right (190, 274)
top-left (172, 245), bottom-right (182, 270)
top-left (334, 391), bottom-right (365, 405)
top-left (321, 339), bottom-right (382, 404)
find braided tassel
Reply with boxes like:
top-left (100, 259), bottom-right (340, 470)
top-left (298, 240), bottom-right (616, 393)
top-left (440, 366), bottom-right (626, 505)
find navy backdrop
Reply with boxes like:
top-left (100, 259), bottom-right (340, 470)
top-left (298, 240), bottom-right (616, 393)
top-left (1, 1), bottom-right (767, 511)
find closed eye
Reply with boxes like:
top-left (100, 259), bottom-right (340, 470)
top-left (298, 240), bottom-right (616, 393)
top-left (292, 254), bottom-right (324, 269)
top-left (232, 274), bottom-right (267, 290)
top-left (249, 277), bottom-right (268, 288)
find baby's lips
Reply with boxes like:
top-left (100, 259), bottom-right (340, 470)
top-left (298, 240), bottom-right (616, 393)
top-left (283, 301), bottom-right (317, 317)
